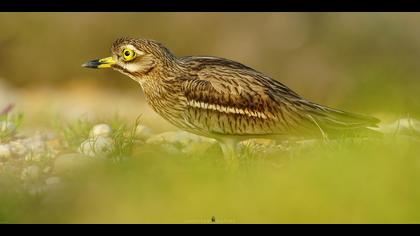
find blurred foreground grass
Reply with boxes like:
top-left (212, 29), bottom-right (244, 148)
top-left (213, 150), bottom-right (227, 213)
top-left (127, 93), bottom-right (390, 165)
top-left (0, 116), bottom-right (419, 223)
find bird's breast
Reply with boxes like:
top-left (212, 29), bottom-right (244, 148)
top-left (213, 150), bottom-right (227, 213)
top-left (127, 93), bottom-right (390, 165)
top-left (140, 78), bottom-right (191, 128)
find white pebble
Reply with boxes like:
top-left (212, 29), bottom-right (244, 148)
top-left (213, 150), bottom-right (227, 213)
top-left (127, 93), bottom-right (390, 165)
top-left (26, 138), bottom-right (46, 156)
top-left (9, 141), bottom-right (28, 157)
top-left (135, 125), bottom-right (154, 140)
top-left (9, 134), bottom-right (48, 161)
top-left (21, 165), bottom-right (40, 180)
top-left (0, 144), bottom-right (11, 159)
top-left (162, 143), bottom-right (182, 155)
top-left (78, 136), bottom-right (114, 157)
top-left (90, 124), bottom-right (112, 138)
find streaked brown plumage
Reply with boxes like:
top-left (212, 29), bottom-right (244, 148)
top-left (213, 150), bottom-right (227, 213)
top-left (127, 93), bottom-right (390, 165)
top-left (83, 37), bottom-right (380, 162)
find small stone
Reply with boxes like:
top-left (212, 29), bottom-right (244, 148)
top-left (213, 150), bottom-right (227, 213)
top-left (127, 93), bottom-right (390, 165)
top-left (78, 136), bottom-right (114, 157)
top-left (90, 124), bottom-right (112, 138)
top-left (9, 141), bottom-right (28, 157)
top-left (135, 125), bottom-right (154, 140)
top-left (0, 144), bottom-right (12, 159)
top-left (161, 143), bottom-right (182, 155)
top-left (9, 134), bottom-right (49, 162)
top-left (21, 165), bottom-right (40, 180)
top-left (146, 132), bottom-right (171, 145)
top-left (25, 138), bottom-right (47, 161)
top-left (175, 132), bottom-right (202, 146)
top-left (45, 177), bottom-right (61, 185)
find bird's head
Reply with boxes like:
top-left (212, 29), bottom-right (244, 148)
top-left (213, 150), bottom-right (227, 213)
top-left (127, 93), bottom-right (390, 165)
top-left (82, 37), bottom-right (176, 81)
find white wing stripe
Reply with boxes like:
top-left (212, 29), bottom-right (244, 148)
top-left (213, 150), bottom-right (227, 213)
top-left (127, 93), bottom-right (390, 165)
top-left (187, 99), bottom-right (267, 119)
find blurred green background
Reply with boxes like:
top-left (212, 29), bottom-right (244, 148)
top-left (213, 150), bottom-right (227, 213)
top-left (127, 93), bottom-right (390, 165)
top-left (1, 13), bottom-right (420, 224)
top-left (0, 13), bottom-right (419, 124)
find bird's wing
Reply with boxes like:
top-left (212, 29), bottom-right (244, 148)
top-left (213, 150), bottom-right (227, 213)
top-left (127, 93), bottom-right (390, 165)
top-left (178, 57), bottom-right (316, 136)
top-left (179, 57), bottom-right (380, 138)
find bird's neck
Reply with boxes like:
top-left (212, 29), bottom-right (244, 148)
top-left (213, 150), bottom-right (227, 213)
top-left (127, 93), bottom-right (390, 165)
top-left (138, 65), bottom-right (188, 128)
top-left (138, 63), bottom-right (183, 94)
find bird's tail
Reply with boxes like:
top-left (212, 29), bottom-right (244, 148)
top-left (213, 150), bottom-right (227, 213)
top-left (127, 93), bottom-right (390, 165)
top-left (305, 103), bottom-right (381, 138)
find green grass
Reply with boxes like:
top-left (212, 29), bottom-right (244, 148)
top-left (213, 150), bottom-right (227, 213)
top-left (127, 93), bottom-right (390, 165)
top-left (0, 116), bottom-right (419, 223)
top-left (0, 112), bottom-right (23, 142)
top-left (57, 116), bottom-right (140, 160)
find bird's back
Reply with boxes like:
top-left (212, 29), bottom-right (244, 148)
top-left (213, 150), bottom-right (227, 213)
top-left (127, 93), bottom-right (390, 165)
top-left (170, 56), bottom-right (380, 140)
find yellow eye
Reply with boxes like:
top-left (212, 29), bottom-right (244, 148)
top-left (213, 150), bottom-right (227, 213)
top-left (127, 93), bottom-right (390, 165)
top-left (122, 48), bottom-right (136, 61)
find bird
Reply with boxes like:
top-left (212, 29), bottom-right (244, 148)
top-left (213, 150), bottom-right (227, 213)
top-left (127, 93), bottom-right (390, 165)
top-left (82, 37), bottom-right (380, 164)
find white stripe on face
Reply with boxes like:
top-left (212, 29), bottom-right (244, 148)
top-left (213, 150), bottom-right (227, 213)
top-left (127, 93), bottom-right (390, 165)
top-left (124, 63), bottom-right (143, 72)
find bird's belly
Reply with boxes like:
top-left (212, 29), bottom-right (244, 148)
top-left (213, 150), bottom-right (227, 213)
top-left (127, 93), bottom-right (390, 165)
top-left (183, 107), bottom-right (285, 137)
top-left (144, 92), bottom-right (295, 138)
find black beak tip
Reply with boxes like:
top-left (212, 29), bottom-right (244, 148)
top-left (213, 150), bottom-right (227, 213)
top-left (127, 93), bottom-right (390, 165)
top-left (82, 60), bottom-right (101, 69)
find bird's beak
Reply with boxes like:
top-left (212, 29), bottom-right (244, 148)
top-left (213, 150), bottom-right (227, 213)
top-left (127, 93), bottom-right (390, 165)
top-left (82, 57), bottom-right (116, 69)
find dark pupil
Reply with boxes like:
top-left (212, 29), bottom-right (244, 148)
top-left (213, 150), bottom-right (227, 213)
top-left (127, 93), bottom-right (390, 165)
top-left (124, 51), bottom-right (131, 57)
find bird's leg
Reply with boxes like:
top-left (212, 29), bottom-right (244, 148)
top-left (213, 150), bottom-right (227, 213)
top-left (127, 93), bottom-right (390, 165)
top-left (218, 139), bottom-right (239, 170)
